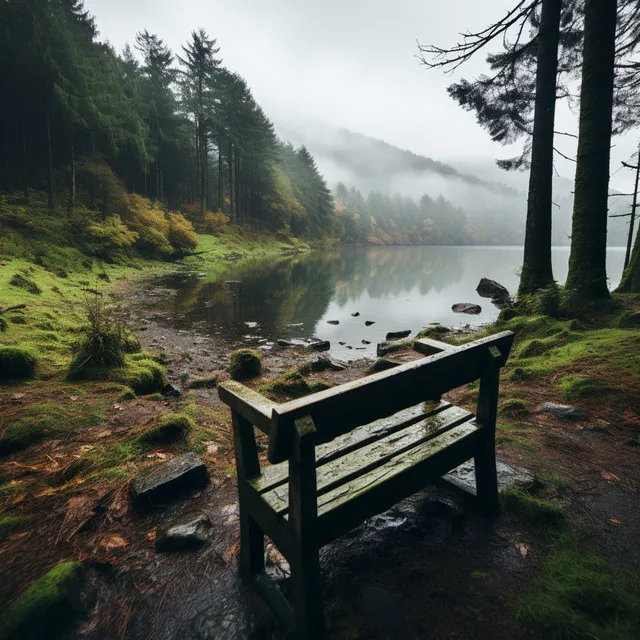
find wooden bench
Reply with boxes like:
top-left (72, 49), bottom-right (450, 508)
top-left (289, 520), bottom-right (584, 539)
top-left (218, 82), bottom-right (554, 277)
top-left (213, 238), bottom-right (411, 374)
top-left (219, 331), bottom-right (514, 639)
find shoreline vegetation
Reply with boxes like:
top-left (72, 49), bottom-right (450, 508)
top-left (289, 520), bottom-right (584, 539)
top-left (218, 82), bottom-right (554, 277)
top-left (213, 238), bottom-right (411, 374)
top-left (1, 202), bottom-right (639, 638)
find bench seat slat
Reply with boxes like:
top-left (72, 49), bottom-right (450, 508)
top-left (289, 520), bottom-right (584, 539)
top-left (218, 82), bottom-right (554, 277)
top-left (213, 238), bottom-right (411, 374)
top-left (252, 400), bottom-right (453, 494)
top-left (255, 404), bottom-right (475, 516)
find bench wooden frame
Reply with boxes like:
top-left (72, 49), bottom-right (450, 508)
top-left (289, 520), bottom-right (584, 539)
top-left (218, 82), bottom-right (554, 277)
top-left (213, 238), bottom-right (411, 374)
top-left (219, 331), bottom-right (514, 638)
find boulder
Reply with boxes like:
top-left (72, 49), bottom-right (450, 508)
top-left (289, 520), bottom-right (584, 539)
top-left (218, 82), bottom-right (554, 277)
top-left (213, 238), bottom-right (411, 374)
top-left (444, 459), bottom-right (535, 494)
top-left (377, 340), bottom-right (408, 357)
top-left (310, 355), bottom-right (346, 372)
top-left (452, 303), bottom-right (482, 315)
top-left (155, 511), bottom-right (213, 552)
top-left (129, 453), bottom-right (209, 511)
top-left (538, 402), bottom-right (586, 420)
top-left (476, 278), bottom-right (510, 299)
top-left (1, 561), bottom-right (87, 640)
top-left (309, 340), bottom-right (330, 352)
top-left (161, 383), bottom-right (182, 398)
top-left (386, 330), bottom-right (411, 341)
top-left (367, 357), bottom-right (400, 373)
top-left (277, 339), bottom-right (293, 348)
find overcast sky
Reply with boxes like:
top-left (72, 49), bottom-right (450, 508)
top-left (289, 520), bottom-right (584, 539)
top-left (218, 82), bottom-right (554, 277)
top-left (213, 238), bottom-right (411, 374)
top-left (84, 0), bottom-right (638, 192)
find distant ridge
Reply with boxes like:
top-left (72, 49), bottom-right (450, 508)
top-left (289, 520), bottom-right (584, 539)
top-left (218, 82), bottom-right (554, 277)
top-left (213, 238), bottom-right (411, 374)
top-left (275, 120), bottom-right (522, 197)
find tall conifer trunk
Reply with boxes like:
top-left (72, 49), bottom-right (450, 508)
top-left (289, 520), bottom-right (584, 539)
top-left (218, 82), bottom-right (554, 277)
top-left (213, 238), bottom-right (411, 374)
top-left (565, 0), bottom-right (617, 300)
top-left (229, 142), bottom-right (235, 224)
top-left (518, 0), bottom-right (562, 295)
top-left (46, 106), bottom-right (54, 209)
top-left (21, 111), bottom-right (29, 204)
top-left (67, 123), bottom-right (75, 213)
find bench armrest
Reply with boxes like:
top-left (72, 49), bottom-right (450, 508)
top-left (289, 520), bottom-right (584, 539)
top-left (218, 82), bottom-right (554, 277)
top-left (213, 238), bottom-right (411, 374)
top-left (219, 381), bottom-right (277, 436)
top-left (413, 337), bottom-right (460, 356)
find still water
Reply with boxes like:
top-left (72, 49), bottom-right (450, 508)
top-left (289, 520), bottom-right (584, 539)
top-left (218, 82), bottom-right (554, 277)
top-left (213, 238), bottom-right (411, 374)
top-left (153, 246), bottom-right (627, 360)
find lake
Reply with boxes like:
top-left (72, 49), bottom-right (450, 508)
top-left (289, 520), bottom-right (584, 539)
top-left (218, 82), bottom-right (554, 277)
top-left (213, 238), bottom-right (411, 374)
top-left (151, 246), bottom-right (627, 360)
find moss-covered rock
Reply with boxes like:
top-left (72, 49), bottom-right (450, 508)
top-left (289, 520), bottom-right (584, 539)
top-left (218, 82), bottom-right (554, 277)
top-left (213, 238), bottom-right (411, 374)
top-left (229, 349), bottom-right (262, 381)
top-left (259, 371), bottom-right (331, 400)
top-left (138, 413), bottom-right (195, 445)
top-left (498, 398), bottom-right (530, 417)
top-left (119, 386), bottom-right (136, 401)
top-left (0, 346), bottom-right (38, 382)
top-left (501, 486), bottom-right (567, 532)
top-left (0, 515), bottom-right (29, 541)
top-left (366, 357), bottom-right (400, 374)
top-left (1, 561), bottom-right (86, 640)
top-left (120, 358), bottom-right (167, 394)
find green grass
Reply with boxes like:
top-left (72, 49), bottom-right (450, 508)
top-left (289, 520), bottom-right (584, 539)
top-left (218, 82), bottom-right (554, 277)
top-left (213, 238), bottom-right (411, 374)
top-left (518, 538), bottom-right (640, 639)
top-left (501, 485), bottom-right (567, 532)
top-left (137, 413), bottom-right (195, 445)
top-left (498, 398), bottom-right (530, 417)
top-left (559, 375), bottom-right (610, 402)
top-left (0, 346), bottom-right (38, 382)
top-left (0, 400), bottom-right (107, 456)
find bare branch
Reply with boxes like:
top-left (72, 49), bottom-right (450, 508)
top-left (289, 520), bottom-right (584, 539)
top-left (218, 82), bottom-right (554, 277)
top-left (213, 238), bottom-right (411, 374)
top-left (417, 0), bottom-right (539, 72)
top-left (553, 147), bottom-right (576, 162)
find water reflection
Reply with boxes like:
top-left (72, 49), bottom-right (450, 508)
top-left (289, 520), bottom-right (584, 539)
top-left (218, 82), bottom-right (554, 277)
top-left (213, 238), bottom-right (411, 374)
top-left (152, 246), bottom-right (626, 360)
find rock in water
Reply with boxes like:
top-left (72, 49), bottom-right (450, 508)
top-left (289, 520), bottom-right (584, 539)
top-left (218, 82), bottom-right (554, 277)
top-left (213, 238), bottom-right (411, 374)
top-left (156, 511), bottom-right (213, 552)
top-left (476, 278), bottom-right (510, 299)
top-left (365, 320), bottom-right (375, 326)
top-left (327, 320), bottom-right (340, 325)
top-left (386, 329), bottom-right (411, 341)
top-left (538, 402), bottom-right (586, 420)
top-left (351, 312), bottom-right (360, 317)
top-left (309, 340), bottom-right (330, 352)
top-left (277, 339), bottom-right (293, 348)
top-left (129, 453), bottom-right (209, 511)
top-left (452, 303), bottom-right (482, 315)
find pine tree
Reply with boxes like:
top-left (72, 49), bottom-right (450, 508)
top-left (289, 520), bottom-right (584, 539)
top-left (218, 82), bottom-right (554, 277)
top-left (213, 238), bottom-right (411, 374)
top-left (565, 0), bottom-right (618, 300)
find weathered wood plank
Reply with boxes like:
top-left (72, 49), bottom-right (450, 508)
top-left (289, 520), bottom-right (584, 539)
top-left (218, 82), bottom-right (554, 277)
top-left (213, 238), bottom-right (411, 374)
top-left (413, 337), bottom-right (461, 356)
top-left (252, 401), bottom-right (452, 494)
top-left (288, 417), bottom-right (325, 637)
top-left (315, 422), bottom-right (482, 545)
top-left (259, 407), bottom-right (475, 517)
top-left (219, 381), bottom-right (276, 435)
top-left (268, 331), bottom-right (514, 462)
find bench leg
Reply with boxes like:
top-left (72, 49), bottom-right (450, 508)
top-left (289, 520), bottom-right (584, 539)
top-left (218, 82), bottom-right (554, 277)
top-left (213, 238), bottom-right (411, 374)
top-left (474, 439), bottom-right (499, 518)
top-left (239, 510), bottom-right (264, 578)
top-left (291, 545), bottom-right (325, 639)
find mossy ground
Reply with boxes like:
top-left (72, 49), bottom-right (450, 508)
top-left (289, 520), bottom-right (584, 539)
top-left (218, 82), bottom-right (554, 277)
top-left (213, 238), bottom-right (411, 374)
top-left (2, 211), bottom-right (639, 639)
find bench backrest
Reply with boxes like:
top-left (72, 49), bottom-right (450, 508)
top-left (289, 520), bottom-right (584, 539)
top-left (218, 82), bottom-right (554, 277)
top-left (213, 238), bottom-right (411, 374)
top-left (219, 331), bottom-right (514, 463)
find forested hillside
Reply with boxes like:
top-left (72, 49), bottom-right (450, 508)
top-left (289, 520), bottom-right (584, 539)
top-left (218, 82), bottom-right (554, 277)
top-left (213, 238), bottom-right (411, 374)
top-left (0, 0), bottom-right (530, 253)
top-left (0, 0), bottom-right (337, 250)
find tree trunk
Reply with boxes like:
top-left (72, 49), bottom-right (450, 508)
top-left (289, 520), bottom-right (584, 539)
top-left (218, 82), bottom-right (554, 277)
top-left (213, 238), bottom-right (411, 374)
top-left (518, 0), bottom-right (562, 296)
top-left (617, 221), bottom-right (640, 292)
top-left (623, 147), bottom-right (640, 271)
top-left (200, 123), bottom-right (206, 215)
top-left (565, 0), bottom-right (617, 300)
top-left (218, 138), bottom-right (223, 212)
top-left (21, 111), bottom-right (29, 204)
top-left (67, 123), bottom-right (75, 214)
top-left (236, 153), bottom-right (241, 222)
top-left (46, 106), bottom-right (54, 209)
top-left (229, 142), bottom-right (235, 224)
